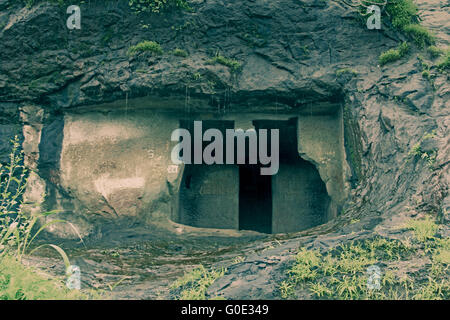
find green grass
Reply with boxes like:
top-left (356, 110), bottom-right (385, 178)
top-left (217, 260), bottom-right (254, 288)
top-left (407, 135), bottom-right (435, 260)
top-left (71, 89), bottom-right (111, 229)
top-left (280, 219), bottom-right (449, 300)
top-left (170, 265), bottom-right (226, 300)
top-left (127, 41), bottom-right (163, 56)
top-left (0, 255), bottom-right (90, 300)
top-left (208, 54), bottom-right (242, 73)
top-left (379, 42), bottom-right (409, 66)
top-left (403, 24), bottom-right (435, 48)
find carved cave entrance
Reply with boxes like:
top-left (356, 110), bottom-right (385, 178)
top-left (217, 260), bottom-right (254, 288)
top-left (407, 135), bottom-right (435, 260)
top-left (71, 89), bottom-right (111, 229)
top-left (176, 118), bottom-right (332, 234)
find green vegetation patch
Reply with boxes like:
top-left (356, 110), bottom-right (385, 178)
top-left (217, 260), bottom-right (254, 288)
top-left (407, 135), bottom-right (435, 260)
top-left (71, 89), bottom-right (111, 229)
top-left (170, 265), bottom-right (226, 300)
top-left (427, 46), bottom-right (443, 59)
top-left (379, 42), bottom-right (409, 66)
top-left (408, 130), bottom-right (437, 169)
top-left (437, 49), bottom-right (450, 71)
top-left (384, 0), bottom-right (418, 30)
top-left (0, 137), bottom-right (95, 300)
top-left (280, 218), bottom-right (449, 300)
top-left (403, 24), bottom-right (435, 48)
top-left (358, 0), bottom-right (418, 30)
top-left (127, 40), bottom-right (163, 56)
top-left (407, 215), bottom-right (439, 241)
top-left (336, 68), bottom-right (357, 77)
top-left (0, 255), bottom-right (89, 300)
top-left (172, 48), bottom-right (188, 57)
top-left (128, 0), bottom-right (190, 14)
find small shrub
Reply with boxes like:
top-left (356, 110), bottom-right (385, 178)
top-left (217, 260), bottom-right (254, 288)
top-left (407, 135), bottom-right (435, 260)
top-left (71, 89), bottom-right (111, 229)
top-left (172, 48), bottom-right (188, 57)
top-left (127, 40), bottom-right (163, 56)
top-left (403, 24), bottom-right (435, 48)
top-left (379, 42), bottom-right (409, 66)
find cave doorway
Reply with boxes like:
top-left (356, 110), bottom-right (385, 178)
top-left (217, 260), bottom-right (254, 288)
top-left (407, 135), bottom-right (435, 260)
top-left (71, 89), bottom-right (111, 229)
top-left (238, 164), bottom-right (272, 233)
top-left (175, 117), bottom-right (333, 234)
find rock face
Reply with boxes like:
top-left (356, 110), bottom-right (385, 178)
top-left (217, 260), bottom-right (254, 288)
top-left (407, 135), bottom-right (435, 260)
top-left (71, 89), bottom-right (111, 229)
top-left (0, 0), bottom-right (448, 298)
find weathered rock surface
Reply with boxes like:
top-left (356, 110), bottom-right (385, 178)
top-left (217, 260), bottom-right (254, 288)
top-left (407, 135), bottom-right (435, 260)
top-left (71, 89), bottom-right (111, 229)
top-left (0, 0), bottom-right (448, 299)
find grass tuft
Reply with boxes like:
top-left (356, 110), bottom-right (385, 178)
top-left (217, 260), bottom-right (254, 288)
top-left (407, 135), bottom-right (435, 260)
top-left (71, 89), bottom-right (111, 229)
top-left (407, 216), bottom-right (439, 241)
top-left (336, 68), bottom-right (357, 77)
top-left (427, 46), bottom-right (443, 59)
top-left (436, 49), bottom-right (450, 71)
top-left (403, 24), bottom-right (435, 48)
top-left (379, 42), bottom-right (409, 66)
top-left (172, 48), bottom-right (188, 57)
top-left (280, 230), bottom-right (449, 300)
top-left (208, 54), bottom-right (242, 73)
top-left (170, 265), bottom-right (226, 300)
top-left (127, 40), bottom-right (163, 56)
